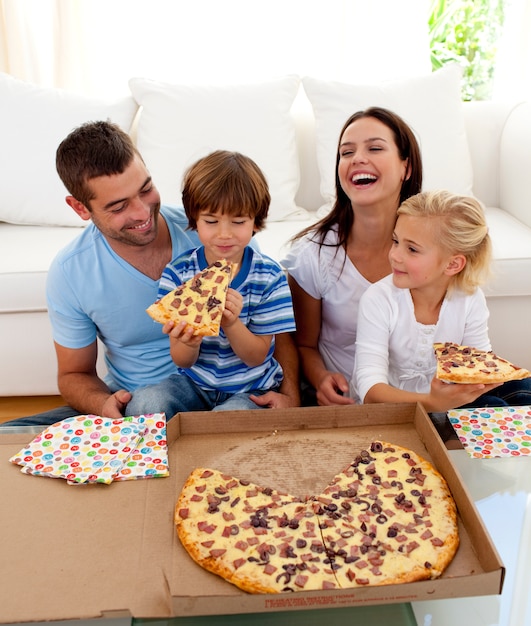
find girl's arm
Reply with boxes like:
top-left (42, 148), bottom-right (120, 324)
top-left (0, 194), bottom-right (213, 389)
top-left (352, 284), bottom-right (395, 403)
top-left (364, 378), bottom-right (501, 413)
top-left (461, 288), bottom-right (491, 350)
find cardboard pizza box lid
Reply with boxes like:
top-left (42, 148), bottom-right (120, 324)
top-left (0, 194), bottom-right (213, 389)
top-left (0, 404), bottom-right (504, 622)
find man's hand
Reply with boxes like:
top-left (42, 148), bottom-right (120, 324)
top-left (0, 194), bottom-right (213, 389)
top-left (100, 389), bottom-right (132, 418)
top-left (250, 390), bottom-right (298, 409)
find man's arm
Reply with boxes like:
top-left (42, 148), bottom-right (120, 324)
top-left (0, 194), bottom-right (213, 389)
top-left (54, 341), bottom-right (131, 418)
top-left (251, 332), bottom-right (301, 408)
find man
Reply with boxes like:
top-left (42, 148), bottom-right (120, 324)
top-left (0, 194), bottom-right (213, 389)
top-left (4, 121), bottom-right (299, 426)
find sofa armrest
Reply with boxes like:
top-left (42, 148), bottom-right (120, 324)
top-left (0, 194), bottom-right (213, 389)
top-left (463, 100), bottom-right (522, 209)
top-left (499, 101), bottom-right (531, 229)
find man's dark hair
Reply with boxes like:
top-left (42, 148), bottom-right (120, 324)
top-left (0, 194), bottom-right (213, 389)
top-left (56, 120), bottom-right (139, 208)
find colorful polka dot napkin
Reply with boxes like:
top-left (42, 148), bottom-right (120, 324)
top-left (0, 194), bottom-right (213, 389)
top-left (9, 413), bottom-right (169, 484)
top-left (447, 406), bottom-right (531, 459)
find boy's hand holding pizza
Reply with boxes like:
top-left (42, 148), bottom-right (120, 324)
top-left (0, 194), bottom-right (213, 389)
top-left (220, 289), bottom-right (243, 329)
top-left (163, 320), bottom-right (203, 369)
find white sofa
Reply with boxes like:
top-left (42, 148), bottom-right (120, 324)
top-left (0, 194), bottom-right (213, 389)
top-left (1, 67), bottom-right (531, 397)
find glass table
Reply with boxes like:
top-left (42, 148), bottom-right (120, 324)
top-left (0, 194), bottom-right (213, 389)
top-left (411, 449), bottom-right (531, 626)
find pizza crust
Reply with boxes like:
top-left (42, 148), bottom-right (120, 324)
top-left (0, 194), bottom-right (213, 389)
top-left (434, 342), bottom-right (531, 384)
top-left (175, 442), bottom-right (460, 593)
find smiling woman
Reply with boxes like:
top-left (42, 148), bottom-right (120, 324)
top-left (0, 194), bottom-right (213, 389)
top-left (282, 107), bottom-right (422, 407)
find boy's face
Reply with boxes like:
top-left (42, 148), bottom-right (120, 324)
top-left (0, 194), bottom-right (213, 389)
top-left (196, 209), bottom-right (256, 265)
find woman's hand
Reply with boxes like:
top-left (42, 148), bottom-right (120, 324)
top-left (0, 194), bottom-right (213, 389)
top-left (315, 371), bottom-right (355, 406)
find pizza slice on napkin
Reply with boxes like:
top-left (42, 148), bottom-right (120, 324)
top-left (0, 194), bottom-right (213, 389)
top-left (147, 259), bottom-right (235, 336)
top-left (434, 342), bottom-right (531, 384)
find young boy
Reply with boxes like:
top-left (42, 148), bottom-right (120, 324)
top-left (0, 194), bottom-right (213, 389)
top-left (125, 150), bottom-right (296, 416)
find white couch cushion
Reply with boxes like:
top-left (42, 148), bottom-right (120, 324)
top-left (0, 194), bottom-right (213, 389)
top-left (302, 65), bottom-right (474, 214)
top-left (483, 207), bottom-right (531, 298)
top-left (0, 73), bottom-right (138, 227)
top-left (129, 75), bottom-right (305, 222)
top-left (0, 224), bottom-right (85, 312)
top-left (499, 101), bottom-right (531, 229)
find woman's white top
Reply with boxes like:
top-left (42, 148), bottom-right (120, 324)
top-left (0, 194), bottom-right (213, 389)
top-left (282, 227), bottom-right (371, 389)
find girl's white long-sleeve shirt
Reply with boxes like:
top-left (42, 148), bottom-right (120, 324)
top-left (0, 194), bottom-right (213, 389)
top-left (351, 275), bottom-right (491, 402)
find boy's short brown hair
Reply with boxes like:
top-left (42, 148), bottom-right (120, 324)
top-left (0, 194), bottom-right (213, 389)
top-left (182, 150), bottom-right (270, 232)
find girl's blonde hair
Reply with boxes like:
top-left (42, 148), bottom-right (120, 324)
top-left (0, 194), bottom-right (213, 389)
top-left (397, 190), bottom-right (492, 294)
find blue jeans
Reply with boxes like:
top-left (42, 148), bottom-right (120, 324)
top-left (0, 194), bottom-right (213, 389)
top-left (125, 373), bottom-right (273, 419)
top-left (464, 378), bottom-right (531, 408)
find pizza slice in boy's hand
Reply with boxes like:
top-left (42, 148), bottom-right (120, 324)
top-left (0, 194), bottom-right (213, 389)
top-left (434, 342), bottom-right (531, 384)
top-left (147, 260), bottom-right (235, 336)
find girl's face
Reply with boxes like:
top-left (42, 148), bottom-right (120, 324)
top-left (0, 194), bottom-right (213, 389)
top-left (196, 209), bottom-right (256, 265)
top-left (389, 214), bottom-right (460, 291)
top-left (337, 117), bottom-right (409, 210)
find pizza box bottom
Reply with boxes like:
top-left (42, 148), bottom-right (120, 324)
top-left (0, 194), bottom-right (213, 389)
top-left (0, 403), bottom-right (504, 623)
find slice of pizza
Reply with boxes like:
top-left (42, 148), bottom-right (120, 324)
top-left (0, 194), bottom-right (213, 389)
top-left (434, 342), bottom-right (531, 384)
top-left (175, 468), bottom-right (340, 592)
top-left (146, 260), bottom-right (235, 336)
top-left (315, 441), bottom-right (459, 581)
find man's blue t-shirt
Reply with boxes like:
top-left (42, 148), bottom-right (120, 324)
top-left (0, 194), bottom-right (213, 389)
top-left (46, 206), bottom-right (200, 392)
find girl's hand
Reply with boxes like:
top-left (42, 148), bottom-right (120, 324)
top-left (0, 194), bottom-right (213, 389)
top-left (429, 377), bottom-right (502, 412)
top-left (221, 289), bottom-right (243, 329)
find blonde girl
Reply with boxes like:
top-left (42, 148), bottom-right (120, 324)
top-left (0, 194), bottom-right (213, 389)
top-left (352, 189), bottom-right (531, 412)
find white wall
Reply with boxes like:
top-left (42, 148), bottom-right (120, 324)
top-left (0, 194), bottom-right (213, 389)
top-left (2, 0), bottom-right (431, 95)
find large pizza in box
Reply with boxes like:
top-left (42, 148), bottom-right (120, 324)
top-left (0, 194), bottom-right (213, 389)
top-left (175, 440), bottom-right (459, 593)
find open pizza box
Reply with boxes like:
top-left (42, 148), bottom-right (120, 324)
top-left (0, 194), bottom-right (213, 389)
top-left (0, 403), bottom-right (504, 622)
